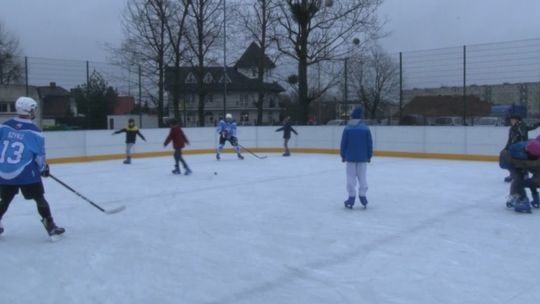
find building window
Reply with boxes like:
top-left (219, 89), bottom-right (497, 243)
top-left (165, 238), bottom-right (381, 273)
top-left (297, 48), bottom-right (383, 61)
top-left (0, 102), bottom-right (15, 113)
top-left (269, 98), bottom-right (275, 108)
top-left (219, 73), bottom-right (231, 83)
top-left (239, 94), bottom-right (250, 108)
top-left (185, 72), bottom-right (196, 84)
top-left (203, 72), bottom-right (214, 84)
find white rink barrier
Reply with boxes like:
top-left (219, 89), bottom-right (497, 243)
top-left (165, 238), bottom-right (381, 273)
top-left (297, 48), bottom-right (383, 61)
top-left (44, 125), bottom-right (528, 163)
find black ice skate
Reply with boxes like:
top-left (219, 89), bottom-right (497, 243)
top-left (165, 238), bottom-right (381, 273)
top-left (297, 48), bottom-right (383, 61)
top-left (359, 196), bottom-right (368, 209)
top-left (344, 197), bottom-right (355, 209)
top-left (0, 220), bottom-right (4, 235)
top-left (41, 217), bottom-right (65, 240)
top-left (184, 168), bottom-right (192, 175)
top-left (237, 153), bottom-right (244, 160)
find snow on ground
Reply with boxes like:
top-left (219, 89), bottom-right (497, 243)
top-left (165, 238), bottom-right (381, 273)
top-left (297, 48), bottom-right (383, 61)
top-left (1, 153), bottom-right (539, 304)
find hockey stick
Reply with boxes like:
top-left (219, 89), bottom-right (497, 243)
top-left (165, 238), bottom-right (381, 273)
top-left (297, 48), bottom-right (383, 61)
top-left (238, 144), bottom-right (267, 159)
top-left (49, 174), bottom-right (126, 214)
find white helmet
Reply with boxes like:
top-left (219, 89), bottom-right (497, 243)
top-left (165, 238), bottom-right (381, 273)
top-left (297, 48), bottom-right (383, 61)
top-left (225, 113), bottom-right (232, 120)
top-left (15, 97), bottom-right (38, 117)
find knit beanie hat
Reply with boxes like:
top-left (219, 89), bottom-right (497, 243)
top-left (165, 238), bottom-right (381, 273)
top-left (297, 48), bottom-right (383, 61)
top-left (351, 107), bottom-right (363, 119)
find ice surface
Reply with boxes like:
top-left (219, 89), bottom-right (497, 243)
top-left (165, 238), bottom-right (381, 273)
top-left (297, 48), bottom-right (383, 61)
top-left (1, 153), bottom-right (539, 304)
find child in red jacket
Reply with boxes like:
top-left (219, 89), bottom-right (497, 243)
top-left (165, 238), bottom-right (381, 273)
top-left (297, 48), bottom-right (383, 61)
top-left (163, 119), bottom-right (192, 175)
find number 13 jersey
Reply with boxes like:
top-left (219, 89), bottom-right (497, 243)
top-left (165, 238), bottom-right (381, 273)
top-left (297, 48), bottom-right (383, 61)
top-left (0, 118), bottom-right (46, 185)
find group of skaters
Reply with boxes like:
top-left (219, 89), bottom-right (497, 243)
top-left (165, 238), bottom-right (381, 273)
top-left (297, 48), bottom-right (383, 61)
top-left (0, 95), bottom-right (372, 240)
top-left (112, 113), bottom-right (300, 174)
top-left (5, 95), bottom-right (538, 241)
top-left (500, 114), bottom-right (540, 213)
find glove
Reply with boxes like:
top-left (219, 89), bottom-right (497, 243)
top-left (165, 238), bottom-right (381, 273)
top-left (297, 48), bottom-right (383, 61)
top-left (41, 164), bottom-right (50, 177)
top-left (220, 131), bottom-right (228, 139)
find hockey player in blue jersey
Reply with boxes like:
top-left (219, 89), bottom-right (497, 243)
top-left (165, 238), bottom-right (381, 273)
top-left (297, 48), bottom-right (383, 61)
top-left (216, 113), bottom-right (244, 160)
top-left (0, 97), bottom-right (65, 238)
top-left (340, 107), bottom-right (373, 209)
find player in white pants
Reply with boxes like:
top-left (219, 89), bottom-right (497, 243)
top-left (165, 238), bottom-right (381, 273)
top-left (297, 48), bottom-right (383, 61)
top-left (340, 107), bottom-right (373, 209)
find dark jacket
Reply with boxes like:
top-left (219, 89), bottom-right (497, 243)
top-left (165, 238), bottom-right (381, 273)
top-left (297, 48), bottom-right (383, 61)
top-left (511, 157), bottom-right (540, 186)
top-left (505, 121), bottom-right (540, 149)
top-left (276, 122), bottom-right (298, 139)
top-left (114, 127), bottom-right (146, 144)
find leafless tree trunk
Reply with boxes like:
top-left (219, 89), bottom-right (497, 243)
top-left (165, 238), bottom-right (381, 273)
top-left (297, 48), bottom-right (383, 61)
top-left (275, 0), bottom-right (383, 124)
top-left (0, 22), bottom-right (23, 85)
top-left (114, 0), bottom-right (172, 127)
top-left (165, 0), bottom-right (192, 123)
top-left (350, 46), bottom-right (398, 119)
top-left (184, 0), bottom-right (223, 127)
top-left (236, 0), bottom-right (279, 125)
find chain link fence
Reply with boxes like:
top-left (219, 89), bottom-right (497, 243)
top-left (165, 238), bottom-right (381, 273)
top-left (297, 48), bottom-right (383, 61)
top-left (1, 38), bottom-right (539, 127)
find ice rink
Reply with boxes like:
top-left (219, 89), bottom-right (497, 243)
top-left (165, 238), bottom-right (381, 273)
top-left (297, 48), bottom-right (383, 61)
top-left (1, 152), bottom-right (539, 304)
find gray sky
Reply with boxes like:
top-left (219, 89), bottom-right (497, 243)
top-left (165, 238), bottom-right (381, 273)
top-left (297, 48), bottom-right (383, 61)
top-left (1, 0), bottom-right (540, 61)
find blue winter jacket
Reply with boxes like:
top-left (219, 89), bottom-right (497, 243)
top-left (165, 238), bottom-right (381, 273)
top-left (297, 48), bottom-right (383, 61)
top-left (340, 119), bottom-right (373, 162)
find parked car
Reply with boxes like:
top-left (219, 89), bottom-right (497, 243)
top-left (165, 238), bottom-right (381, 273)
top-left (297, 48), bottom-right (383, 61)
top-left (325, 119), bottom-right (346, 126)
top-left (399, 114), bottom-right (426, 126)
top-left (431, 116), bottom-right (464, 126)
top-left (474, 116), bottom-right (504, 126)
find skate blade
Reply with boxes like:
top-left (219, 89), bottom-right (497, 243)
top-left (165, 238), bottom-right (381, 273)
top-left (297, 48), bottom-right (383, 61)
top-left (49, 233), bottom-right (65, 242)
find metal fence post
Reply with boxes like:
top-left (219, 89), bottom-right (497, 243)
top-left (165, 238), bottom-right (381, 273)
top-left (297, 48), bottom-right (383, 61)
top-left (138, 65), bottom-right (142, 127)
top-left (399, 52), bottom-right (403, 122)
top-left (24, 56), bottom-right (29, 96)
top-left (86, 60), bottom-right (90, 129)
top-left (463, 45), bottom-right (467, 126)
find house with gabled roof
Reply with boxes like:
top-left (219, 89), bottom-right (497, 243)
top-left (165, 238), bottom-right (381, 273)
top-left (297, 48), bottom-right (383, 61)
top-left (36, 82), bottom-right (76, 121)
top-left (0, 84), bottom-right (42, 126)
top-left (165, 42), bottom-right (285, 126)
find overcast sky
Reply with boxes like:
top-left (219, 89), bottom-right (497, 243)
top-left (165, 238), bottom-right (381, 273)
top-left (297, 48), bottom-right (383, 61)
top-left (1, 0), bottom-right (540, 62)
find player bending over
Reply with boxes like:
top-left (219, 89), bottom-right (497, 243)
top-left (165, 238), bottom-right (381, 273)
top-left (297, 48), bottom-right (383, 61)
top-left (216, 113), bottom-right (244, 160)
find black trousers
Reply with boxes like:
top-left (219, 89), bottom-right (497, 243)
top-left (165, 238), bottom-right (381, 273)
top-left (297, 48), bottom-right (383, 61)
top-left (0, 183), bottom-right (52, 220)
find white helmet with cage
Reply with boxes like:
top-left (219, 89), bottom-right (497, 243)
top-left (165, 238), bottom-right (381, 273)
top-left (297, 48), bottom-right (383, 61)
top-left (225, 113), bottom-right (233, 120)
top-left (15, 97), bottom-right (38, 117)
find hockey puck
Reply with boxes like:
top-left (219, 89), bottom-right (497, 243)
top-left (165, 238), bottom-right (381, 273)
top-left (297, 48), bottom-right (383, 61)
top-left (214, 172), bottom-right (218, 175)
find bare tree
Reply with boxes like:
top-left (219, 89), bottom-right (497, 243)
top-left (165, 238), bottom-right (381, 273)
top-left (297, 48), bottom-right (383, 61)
top-left (115, 0), bottom-right (172, 127)
top-left (236, 0), bottom-right (280, 125)
top-left (275, 0), bottom-right (382, 124)
top-left (184, 0), bottom-right (223, 127)
top-left (165, 0), bottom-right (192, 121)
top-left (0, 22), bottom-right (23, 85)
top-left (350, 45), bottom-right (398, 119)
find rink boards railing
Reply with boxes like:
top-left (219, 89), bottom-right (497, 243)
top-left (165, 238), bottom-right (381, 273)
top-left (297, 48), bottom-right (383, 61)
top-left (44, 125), bottom-right (528, 164)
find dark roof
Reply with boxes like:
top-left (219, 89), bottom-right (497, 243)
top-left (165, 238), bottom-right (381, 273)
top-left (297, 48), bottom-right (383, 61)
top-left (165, 66), bottom-right (284, 93)
top-left (234, 42), bottom-right (275, 69)
top-left (36, 83), bottom-right (71, 98)
top-left (403, 95), bottom-right (491, 117)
